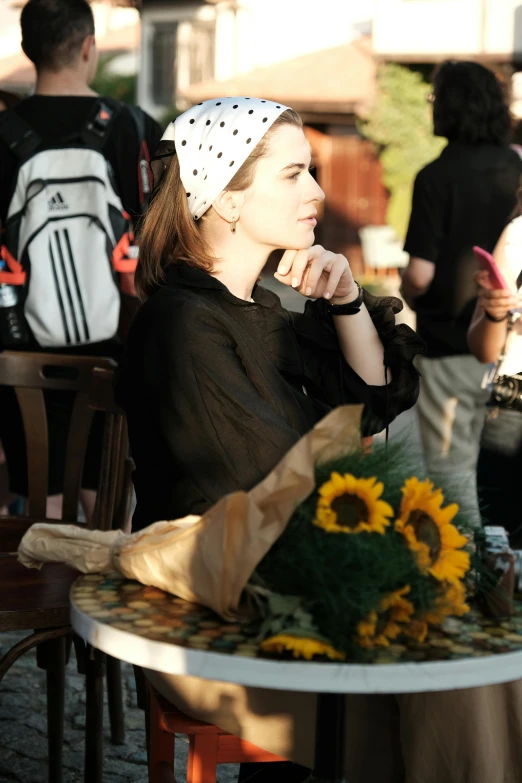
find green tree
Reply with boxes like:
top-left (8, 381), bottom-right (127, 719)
top-left (360, 63), bottom-right (446, 239)
top-left (91, 54), bottom-right (137, 104)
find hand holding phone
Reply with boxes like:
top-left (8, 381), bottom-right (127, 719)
top-left (473, 245), bottom-right (520, 320)
top-left (473, 246), bottom-right (510, 290)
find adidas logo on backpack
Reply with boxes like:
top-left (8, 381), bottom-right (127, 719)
top-left (48, 192), bottom-right (68, 211)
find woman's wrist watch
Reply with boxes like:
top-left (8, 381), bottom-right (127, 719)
top-left (326, 282), bottom-right (363, 315)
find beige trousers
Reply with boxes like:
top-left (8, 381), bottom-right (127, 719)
top-left (416, 355), bottom-right (489, 525)
top-left (146, 670), bottom-right (522, 783)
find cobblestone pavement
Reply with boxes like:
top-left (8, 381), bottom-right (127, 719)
top-left (0, 631), bottom-right (239, 783)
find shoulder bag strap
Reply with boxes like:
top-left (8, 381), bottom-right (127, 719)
top-left (127, 104), bottom-right (152, 212)
top-left (0, 109), bottom-right (42, 163)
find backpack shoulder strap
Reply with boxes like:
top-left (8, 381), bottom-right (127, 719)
top-left (0, 109), bottom-right (42, 163)
top-left (127, 104), bottom-right (152, 212)
top-left (81, 97), bottom-right (123, 152)
top-left (128, 104), bottom-right (146, 142)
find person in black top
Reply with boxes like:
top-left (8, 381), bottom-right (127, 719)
top-left (400, 60), bottom-right (522, 524)
top-left (0, 0), bottom-right (162, 519)
top-left (115, 97), bottom-right (423, 783)
top-left (119, 263), bottom-right (421, 530)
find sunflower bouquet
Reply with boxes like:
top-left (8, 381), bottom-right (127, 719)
top-left (250, 443), bottom-right (475, 662)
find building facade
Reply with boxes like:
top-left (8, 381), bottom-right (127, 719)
top-left (373, 0), bottom-right (522, 63)
top-left (136, 0), bottom-right (374, 118)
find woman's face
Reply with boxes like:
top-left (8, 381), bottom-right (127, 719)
top-left (238, 124), bottom-right (325, 251)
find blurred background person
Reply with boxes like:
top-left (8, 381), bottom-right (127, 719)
top-left (0, 0), bottom-right (161, 521)
top-left (399, 60), bottom-right (522, 523)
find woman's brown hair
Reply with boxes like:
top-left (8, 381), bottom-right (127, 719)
top-left (136, 108), bottom-right (302, 299)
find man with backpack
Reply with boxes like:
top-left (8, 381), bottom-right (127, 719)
top-left (0, 0), bottom-right (163, 520)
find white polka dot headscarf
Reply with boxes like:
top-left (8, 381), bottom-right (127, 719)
top-left (160, 97), bottom-right (289, 220)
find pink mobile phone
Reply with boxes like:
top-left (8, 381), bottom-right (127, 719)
top-left (472, 246), bottom-right (510, 290)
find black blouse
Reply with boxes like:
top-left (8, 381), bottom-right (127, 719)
top-left (115, 265), bottom-right (424, 530)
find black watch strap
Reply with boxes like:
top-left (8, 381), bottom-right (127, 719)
top-left (326, 282), bottom-right (363, 315)
top-left (484, 310), bottom-right (509, 323)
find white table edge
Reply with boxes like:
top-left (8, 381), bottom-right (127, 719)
top-left (71, 603), bottom-right (522, 694)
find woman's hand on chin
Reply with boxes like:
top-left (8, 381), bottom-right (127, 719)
top-left (273, 246), bottom-right (357, 303)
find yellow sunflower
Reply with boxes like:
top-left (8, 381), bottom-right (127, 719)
top-left (395, 477), bottom-right (470, 583)
top-left (356, 586), bottom-right (415, 649)
top-left (314, 472), bottom-right (393, 535)
top-left (423, 580), bottom-right (470, 625)
top-left (260, 634), bottom-right (345, 661)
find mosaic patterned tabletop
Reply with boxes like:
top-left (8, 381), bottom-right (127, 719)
top-left (70, 573), bottom-right (522, 665)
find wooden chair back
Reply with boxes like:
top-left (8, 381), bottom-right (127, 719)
top-left (0, 351), bottom-right (129, 527)
top-left (88, 366), bottom-right (132, 532)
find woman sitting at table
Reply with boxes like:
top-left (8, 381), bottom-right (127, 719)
top-left (115, 98), bottom-right (424, 782)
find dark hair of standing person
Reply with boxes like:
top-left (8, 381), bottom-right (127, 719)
top-left (0, 89), bottom-right (23, 111)
top-left (21, 0), bottom-right (95, 71)
top-left (432, 60), bottom-right (511, 145)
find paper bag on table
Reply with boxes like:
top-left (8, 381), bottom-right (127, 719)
top-left (18, 405), bottom-right (363, 620)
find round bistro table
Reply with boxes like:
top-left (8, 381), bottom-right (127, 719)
top-left (71, 573), bottom-right (522, 783)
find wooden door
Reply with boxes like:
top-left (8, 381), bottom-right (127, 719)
top-left (305, 127), bottom-right (388, 276)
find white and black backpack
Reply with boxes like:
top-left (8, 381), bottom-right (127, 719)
top-left (0, 98), bottom-right (150, 349)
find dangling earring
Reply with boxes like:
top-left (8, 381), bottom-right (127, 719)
top-left (230, 217), bottom-right (237, 234)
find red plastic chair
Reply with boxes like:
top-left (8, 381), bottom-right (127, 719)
top-left (147, 680), bottom-right (286, 783)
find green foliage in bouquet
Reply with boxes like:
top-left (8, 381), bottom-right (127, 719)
top-left (253, 442), bottom-right (477, 662)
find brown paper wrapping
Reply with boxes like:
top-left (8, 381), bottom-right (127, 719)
top-left (17, 524), bottom-right (129, 572)
top-left (18, 405), bottom-right (362, 620)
